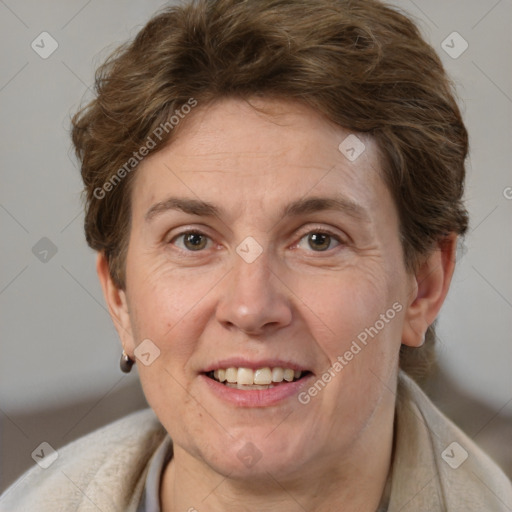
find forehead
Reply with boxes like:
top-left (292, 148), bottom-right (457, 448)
top-left (132, 97), bottom-right (392, 224)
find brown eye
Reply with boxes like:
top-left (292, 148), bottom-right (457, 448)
top-left (171, 231), bottom-right (210, 251)
top-left (307, 233), bottom-right (331, 251)
top-left (184, 233), bottom-right (207, 250)
top-left (296, 230), bottom-right (342, 252)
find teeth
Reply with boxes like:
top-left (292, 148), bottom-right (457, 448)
top-left (225, 383), bottom-right (274, 390)
top-left (283, 368), bottom-right (294, 382)
top-left (237, 368), bottom-right (254, 385)
top-left (225, 367), bottom-right (237, 383)
top-left (254, 367), bottom-right (272, 385)
top-left (210, 366), bottom-right (303, 385)
top-left (272, 367), bottom-right (284, 382)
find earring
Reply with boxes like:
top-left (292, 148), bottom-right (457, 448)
top-left (120, 350), bottom-right (135, 373)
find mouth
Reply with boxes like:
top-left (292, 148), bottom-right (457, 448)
top-left (204, 366), bottom-right (312, 390)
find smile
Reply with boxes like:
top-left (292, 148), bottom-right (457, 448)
top-left (207, 366), bottom-right (309, 389)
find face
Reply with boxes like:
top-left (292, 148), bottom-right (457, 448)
top-left (112, 97), bottom-right (417, 481)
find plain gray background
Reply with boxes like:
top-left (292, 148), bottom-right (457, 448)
top-left (1, 0), bottom-right (511, 494)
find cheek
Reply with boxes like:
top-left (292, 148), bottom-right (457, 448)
top-left (295, 263), bottom-right (398, 359)
top-left (125, 257), bottom-right (229, 403)
top-left (127, 256), bottom-right (216, 337)
top-left (302, 267), bottom-right (403, 433)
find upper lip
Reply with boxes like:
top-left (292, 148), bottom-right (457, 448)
top-left (202, 358), bottom-right (312, 374)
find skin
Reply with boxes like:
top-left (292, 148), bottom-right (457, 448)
top-left (97, 97), bottom-right (457, 511)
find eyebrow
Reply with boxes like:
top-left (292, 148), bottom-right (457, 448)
top-left (145, 197), bottom-right (220, 221)
top-left (144, 195), bottom-right (370, 223)
top-left (283, 196), bottom-right (369, 222)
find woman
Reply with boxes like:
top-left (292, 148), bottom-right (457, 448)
top-left (2, 0), bottom-right (511, 510)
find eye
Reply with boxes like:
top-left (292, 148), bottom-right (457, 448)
top-left (295, 229), bottom-right (343, 252)
top-left (170, 230), bottom-right (212, 252)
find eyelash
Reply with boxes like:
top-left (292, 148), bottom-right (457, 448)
top-left (168, 227), bottom-right (345, 255)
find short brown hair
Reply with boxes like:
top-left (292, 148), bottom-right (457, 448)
top-left (71, 0), bottom-right (469, 380)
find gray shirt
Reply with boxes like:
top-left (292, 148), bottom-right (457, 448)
top-left (137, 436), bottom-right (173, 512)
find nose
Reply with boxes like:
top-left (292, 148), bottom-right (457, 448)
top-left (216, 249), bottom-right (292, 336)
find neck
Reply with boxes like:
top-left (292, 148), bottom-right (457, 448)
top-left (161, 392), bottom-right (396, 512)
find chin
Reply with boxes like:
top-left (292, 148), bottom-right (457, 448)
top-left (201, 428), bottom-right (314, 480)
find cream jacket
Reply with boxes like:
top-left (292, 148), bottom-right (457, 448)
top-left (1, 372), bottom-right (511, 511)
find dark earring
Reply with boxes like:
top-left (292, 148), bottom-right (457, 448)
top-left (120, 350), bottom-right (135, 373)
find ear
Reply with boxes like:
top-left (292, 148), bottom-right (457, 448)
top-left (96, 252), bottom-right (136, 355)
top-left (402, 233), bottom-right (458, 348)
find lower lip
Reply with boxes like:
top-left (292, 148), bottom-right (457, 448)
top-left (200, 374), bottom-right (313, 407)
